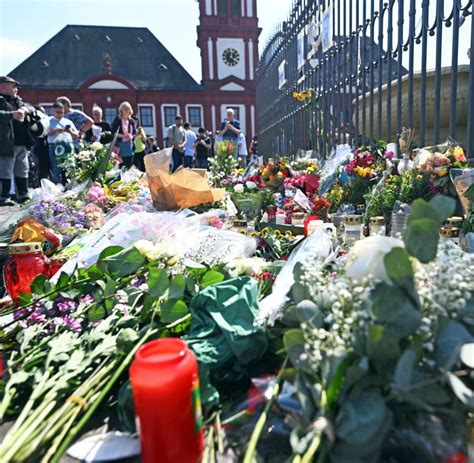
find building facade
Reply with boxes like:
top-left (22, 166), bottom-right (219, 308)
top-left (9, 0), bottom-right (260, 145)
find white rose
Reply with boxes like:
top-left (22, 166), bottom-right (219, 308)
top-left (242, 257), bottom-right (266, 275)
top-left (234, 184), bottom-right (244, 193)
top-left (246, 181), bottom-right (257, 190)
top-left (345, 236), bottom-right (405, 284)
top-left (91, 142), bottom-right (103, 152)
top-left (134, 240), bottom-right (154, 257)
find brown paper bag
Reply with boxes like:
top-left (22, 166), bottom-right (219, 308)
top-left (144, 148), bottom-right (225, 210)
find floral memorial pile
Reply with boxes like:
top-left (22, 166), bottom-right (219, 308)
top-left (0, 131), bottom-right (472, 462)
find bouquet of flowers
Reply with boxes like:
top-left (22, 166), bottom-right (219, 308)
top-left (209, 141), bottom-right (238, 187)
top-left (30, 200), bottom-right (92, 245)
top-left (63, 142), bottom-right (107, 183)
top-left (261, 160), bottom-right (291, 190)
top-left (257, 195), bottom-right (474, 463)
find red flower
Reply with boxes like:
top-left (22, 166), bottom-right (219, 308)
top-left (305, 174), bottom-right (320, 193)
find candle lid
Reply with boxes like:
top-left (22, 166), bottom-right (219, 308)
top-left (8, 242), bottom-right (43, 255)
top-left (440, 226), bottom-right (460, 238)
top-left (446, 216), bottom-right (464, 227)
top-left (370, 216), bottom-right (385, 225)
top-left (344, 215), bottom-right (363, 225)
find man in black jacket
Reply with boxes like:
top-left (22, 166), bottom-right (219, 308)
top-left (0, 76), bottom-right (32, 205)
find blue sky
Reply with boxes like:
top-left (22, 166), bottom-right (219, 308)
top-left (0, 0), bottom-right (293, 82)
top-left (0, 0), bottom-right (470, 82)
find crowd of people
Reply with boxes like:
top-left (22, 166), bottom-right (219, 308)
top-left (167, 107), bottom-right (261, 173)
top-left (0, 74), bottom-right (260, 206)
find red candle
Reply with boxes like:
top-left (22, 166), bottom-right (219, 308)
top-left (304, 215), bottom-right (320, 237)
top-left (130, 338), bottom-right (204, 463)
top-left (3, 243), bottom-right (51, 304)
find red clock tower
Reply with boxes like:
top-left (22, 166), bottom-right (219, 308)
top-left (197, 0), bottom-right (261, 139)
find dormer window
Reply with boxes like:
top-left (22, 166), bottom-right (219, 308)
top-left (73, 34), bottom-right (80, 41)
top-left (41, 61), bottom-right (50, 68)
top-left (159, 63), bottom-right (168, 70)
top-left (105, 35), bottom-right (112, 42)
top-left (136, 37), bottom-right (144, 43)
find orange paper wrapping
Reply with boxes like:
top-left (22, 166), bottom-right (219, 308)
top-left (144, 148), bottom-right (225, 210)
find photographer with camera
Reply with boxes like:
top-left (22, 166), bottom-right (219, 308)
top-left (47, 101), bottom-right (79, 184)
top-left (0, 76), bottom-right (33, 205)
top-left (194, 127), bottom-right (211, 169)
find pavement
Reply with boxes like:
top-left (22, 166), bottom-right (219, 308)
top-left (0, 204), bottom-right (21, 226)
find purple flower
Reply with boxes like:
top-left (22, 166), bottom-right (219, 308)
top-left (61, 315), bottom-right (82, 333)
top-left (113, 303), bottom-right (129, 316)
top-left (79, 294), bottom-right (94, 304)
top-left (27, 309), bottom-right (46, 324)
top-left (384, 150), bottom-right (395, 160)
top-left (131, 276), bottom-right (147, 288)
top-left (14, 308), bottom-right (31, 320)
top-left (56, 297), bottom-right (77, 314)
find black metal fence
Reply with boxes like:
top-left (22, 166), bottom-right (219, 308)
top-left (256, 0), bottom-right (474, 158)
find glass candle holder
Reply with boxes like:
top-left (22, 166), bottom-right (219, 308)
top-left (3, 242), bottom-right (51, 304)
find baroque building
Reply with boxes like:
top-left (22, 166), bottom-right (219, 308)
top-left (9, 0), bottom-right (260, 144)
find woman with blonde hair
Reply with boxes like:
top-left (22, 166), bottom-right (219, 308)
top-left (111, 101), bottom-right (137, 168)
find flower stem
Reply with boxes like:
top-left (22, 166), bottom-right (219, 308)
top-left (49, 327), bottom-right (159, 463)
top-left (243, 357), bottom-right (288, 463)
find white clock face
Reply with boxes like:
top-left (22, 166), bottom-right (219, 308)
top-left (222, 48), bottom-right (240, 67)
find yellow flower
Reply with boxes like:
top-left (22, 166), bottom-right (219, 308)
top-left (437, 167), bottom-right (448, 177)
top-left (354, 166), bottom-right (372, 177)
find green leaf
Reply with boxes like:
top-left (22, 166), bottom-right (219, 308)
top-left (148, 268), bottom-right (169, 299)
top-left (283, 329), bottom-right (305, 350)
top-left (201, 270), bottom-right (225, 288)
top-left (393, 348), bottom-right (417, 389)
top-left (161, 299), bottom-right (188, 324)
top-left (429, 195), bottom-right (456, 223)
top-left (140, 296), bottom-right (155, 323)
top-left (102, 278), bottom-right (117, 298)
top-left (18, 293), bottom-right (33, 307)
top-left (407, 199), bottom-right (440, 224)
top-left (116, 328), bottom-right (139, 355)
top-left (283, 329), bottom-right (308, 369)
top-left (97, 245), bottom-right (124, 261)
top-left (435, 320), bottom-right (474, 368)
top-left (383, 247), bottom-right (415, 295)
top-left (367, 325), bottom-right (400, 362)
top-left (404, 218), bottom-right (440, 263)
top-left (167, 275), bottom-right (186, 300)
top-left (98, 247), bottom-right (146, 278)
top-left (370, 283), bottom-right (421, 338)
top-left (30, 274), bottom-right (52, 296)
top-left (295, 300), bottom-right (324, 327)
top-left (86, 265), bottom-right (104, 281)
top-left (56, 271), bottom-right (70, 288)
top-left (336, 388), bottom-right (391, 446)
top-left (87, 305), bottom-right (106, 322)
top-left (327, 357), bottom-right (349, 409)
top-left (411, 382), bottom-right (451, 406)
top-left (292, 282), bottom-right (311, 304)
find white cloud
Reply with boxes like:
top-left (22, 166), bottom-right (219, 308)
top-left (0, 37), bottom-right (36, 74)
